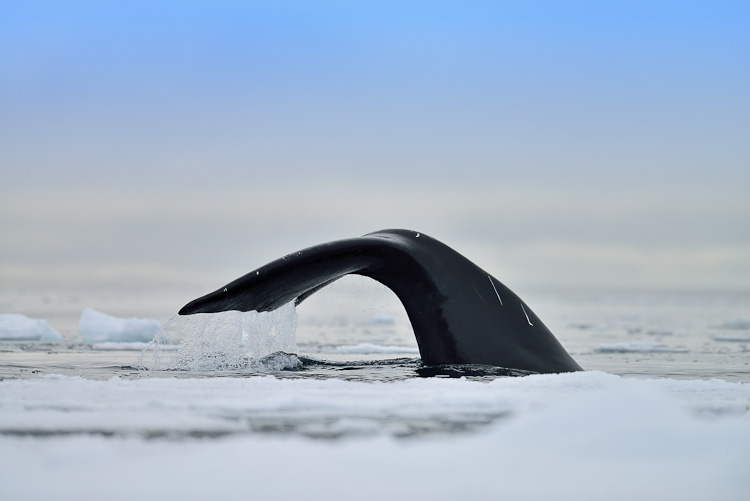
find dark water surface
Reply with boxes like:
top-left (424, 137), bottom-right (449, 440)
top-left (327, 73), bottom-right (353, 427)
top-left (1, 343), bottom-right (748, 383)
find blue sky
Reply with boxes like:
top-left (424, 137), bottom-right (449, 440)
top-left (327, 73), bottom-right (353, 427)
top-left (1, 1), bottom-right (748, 290)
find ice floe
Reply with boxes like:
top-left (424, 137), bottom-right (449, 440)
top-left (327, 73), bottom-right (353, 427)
top-left (0, 371), bottom-right (748, 500)
top-left (0, 371), bottom-right (747, 438)
top-left (78, 308), bottom-right (160, 343)
top-left (0, 313), bottom-right (62, 341)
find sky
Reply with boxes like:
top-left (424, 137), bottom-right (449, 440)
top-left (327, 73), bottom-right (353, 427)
top-left (1, 1), bottom-right (749, 292)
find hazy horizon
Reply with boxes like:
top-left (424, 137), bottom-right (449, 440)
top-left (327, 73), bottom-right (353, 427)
top-left (2, 1), bottom-right (748, 293)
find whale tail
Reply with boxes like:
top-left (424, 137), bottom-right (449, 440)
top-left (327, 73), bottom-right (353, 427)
top-left (180, 229), bottom-right (582, 374)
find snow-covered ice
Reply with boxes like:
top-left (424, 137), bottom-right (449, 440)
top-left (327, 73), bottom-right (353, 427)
top-left (0, 371), bottom-right (748, 500)
top-left (0, 313), bottom-right (62, 341)
top-left (78, 308), bottom-right (160, 343)
top-left (2, 287), bottom-right (749, 500)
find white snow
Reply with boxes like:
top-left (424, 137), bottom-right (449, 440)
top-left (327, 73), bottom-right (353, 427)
top-left (595, 341), bottom-right (688, 353)
top-left (333, 343), bottom-right (420, 354)
top-left (0, 371), bottom-right (746, 437)
top-left (0, 371), bottom-right (748, 500)
top-left (78, 308), bottom-right (160, 343)
top-left (0, 313), bottom-right (62, 341)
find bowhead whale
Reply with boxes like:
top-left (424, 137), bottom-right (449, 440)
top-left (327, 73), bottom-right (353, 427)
top-left (179, 229), bottom-right (582, 374)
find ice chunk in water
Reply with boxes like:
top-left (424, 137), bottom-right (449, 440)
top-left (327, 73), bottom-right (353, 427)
top-left (0, 314), bottom-right (63, 341)
top-left (78, 308), bottom-right (160, 343)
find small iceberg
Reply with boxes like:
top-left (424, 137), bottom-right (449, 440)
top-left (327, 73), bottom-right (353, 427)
top-left (78, 308), bottom-right (160, 343)
top-left (0, 314), bottom-right (63, 341)
top-left (595, 342), bottom-right (688, 353)
top-left (334, 343), bottom-right (420, 354)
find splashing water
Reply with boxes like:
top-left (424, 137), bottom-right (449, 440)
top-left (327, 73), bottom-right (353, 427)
top-left (139, 302), bottom-right (299, 371)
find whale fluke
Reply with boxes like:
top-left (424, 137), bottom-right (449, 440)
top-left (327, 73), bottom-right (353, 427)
top-left (179, 229), bottom-right (582, 374)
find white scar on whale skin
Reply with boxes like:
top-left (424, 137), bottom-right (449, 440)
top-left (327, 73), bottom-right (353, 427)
top-left (488, 276), bottom-right (503, 305)
top-left (520, 303), bottom-right (533, 326)
top-left (470, 283), bottom-right (485, 302)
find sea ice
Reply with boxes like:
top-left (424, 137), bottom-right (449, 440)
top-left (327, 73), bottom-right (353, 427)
top-left (595, 341), bottom-right (688, 353)
top-left (78, 308), bottom-right (160, 343)
top-left (0, 313), bottom-right (62, 341)
top-left (0, 372), bottom-right (748, 500)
